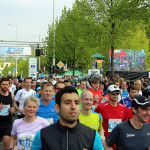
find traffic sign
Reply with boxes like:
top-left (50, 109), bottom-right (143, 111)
top-left (57, 61), bottom-right (64, 69)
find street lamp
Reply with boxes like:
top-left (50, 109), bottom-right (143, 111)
top-left (52, 0), bottom-right (55, 77)
top-left (8, 24), bottom-right (17, 41)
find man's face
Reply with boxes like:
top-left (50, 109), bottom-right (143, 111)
top-left (121, 82), bottom-right (126, 89)
top-left (134, 106), bottom-right (150, 122)
top-left (91, 82), bottom-right (99, 91)
top-left (56, 93), bottom-right (80, 125)
top-left (135, 81), bottom-right (141, 91)
top-left (80, 81), bottom-right (86, 89)
top-left (108, 91), bottom-right (119, 102)
top-left (81, 92), bottom-right (93, 111)
top-left (129, 89), bottom-right (137, 99)
top-left (99, 84), bottom-right (104, 90)
top-left (55, 83), bottom-right (65, 93)
top-left (13, 78), bottom-right (18, 85)
top-left (115, 82), bottom-right (120, 87)
top-left (41, 85), bottom-right (54, 101)
top-left (1, 81), bottom-right (9, 92)
top-left (24, 79), bottom-right (31, 89)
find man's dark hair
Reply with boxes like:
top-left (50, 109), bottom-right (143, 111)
top-left (127, 85), bottom-right (136, 92)
top-left (64, 80), bottom-right (70, 83)
top-left (0, 77), bottom-right (9, 84)
top-left (142, 82), bottom-right (147, 88)
top-left (55, 86), bottom-right (78, 107)
top-left (80, 80), bottom-right (86, 84)
top-left (91, 77), bottom-right (100, 84)
top-left (41, 82), bottom-right (53, 90)
top-left (54, 81), bottom-right (65, 89)
top-left (24, 77), bottom-right (31, 82)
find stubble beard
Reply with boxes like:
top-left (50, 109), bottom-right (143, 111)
top-left (1, 88), bottom-right (8, 93)
top-left (59, 112), bottom-right (78, 125)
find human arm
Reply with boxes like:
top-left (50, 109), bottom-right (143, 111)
top-left (9, 135), bottom-right (17, 149)
top-left (10, 93), bottom-right (15, 114)
top-left (32, 130), bottom-right (42, 150)
top-left (98, 115), bottom-right (104, 139)
top-left (103, 140), bottom-right (113, 150)
top-left (14, 101), bottom-right (24, 114)
top-left (14, 91), bottom-right (24, 114)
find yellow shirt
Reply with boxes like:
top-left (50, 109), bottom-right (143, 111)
top-left (79, 110), bottom-right (103, 131)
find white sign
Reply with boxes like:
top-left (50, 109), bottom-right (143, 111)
top-left (88, 69), bottom-right (100, 75)
top-left (29, 58), bottom-right (37, 79)
top-left (57, 61), bottom-right (64, 69)
top-left (0, 47), bottom-right (31, 55)
top-left (8, 71), bottom-right (11, 75)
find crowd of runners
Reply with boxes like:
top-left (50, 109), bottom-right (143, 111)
top-left (0, 74), bottom-right (150, 150)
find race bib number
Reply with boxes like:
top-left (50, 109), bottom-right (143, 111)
top-left (0, 105), bottom-right (10, 116)
top-left (47, 118), bottom-right (54, 125)
top-left (108, 119), bottom-right (122, 132)
top-left (18, 134), bottom-right (34, 150)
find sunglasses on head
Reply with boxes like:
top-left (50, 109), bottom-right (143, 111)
top-left (110, 91), bottom-right (120, 95)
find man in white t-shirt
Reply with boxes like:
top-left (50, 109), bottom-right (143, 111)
top-left (14, 77), bottom-right (36, 118)
top-left (8, 78), bottom-right (16, 94)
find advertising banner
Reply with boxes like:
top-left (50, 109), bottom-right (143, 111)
top-left (110, 49), bottom-right (145, 71)
top-left (29, 58), bottom-right (37, 79)
top-left (0, 47), bottom-right (31, 55)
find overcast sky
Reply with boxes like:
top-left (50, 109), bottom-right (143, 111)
top-left (0, 0), bottom-right (75, 42)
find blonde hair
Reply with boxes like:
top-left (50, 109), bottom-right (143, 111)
top-left (23, 96), bottom-right (40, 107)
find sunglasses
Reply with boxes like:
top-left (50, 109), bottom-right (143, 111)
top-left (110, 91), bottom-right (120, 95)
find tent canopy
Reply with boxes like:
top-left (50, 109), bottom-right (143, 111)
top-left (91, 53), bottom-right (105, 60)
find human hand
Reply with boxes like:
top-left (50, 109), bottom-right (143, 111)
top-left (94, 95), bottom-right (99, 100)
top-left (18, 109), bottom-right (24, 114)
top-left (10, 107), bottom-right (14, 114)
top-left (0, 103), bottom-right (4, 110)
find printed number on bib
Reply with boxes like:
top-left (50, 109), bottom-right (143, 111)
top-left (18, 134), bottom-right (35, 150)
top-left (108, 119), bottom-right (122, 132)
top-left (0, 104), bottom-right (10, 116)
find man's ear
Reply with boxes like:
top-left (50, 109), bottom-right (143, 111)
top-left (54, 104), bottom-right (60, 113)
top-left (132, 107), bottom-right (137, 114)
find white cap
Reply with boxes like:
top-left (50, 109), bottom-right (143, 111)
top-left (52, 80), bottom-right (57, 85)
top-left (107, 85), bottom-right (120, 92)
top-left (56, 76), bottom-right (60, 79)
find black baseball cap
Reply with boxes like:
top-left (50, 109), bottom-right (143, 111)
top-left (132, 95), bottom-right (150, 108)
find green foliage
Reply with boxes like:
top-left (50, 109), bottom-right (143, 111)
top-left (2, 58), bottom-right (29, 77)
top-left (44, 0), bottom-right (150, 76)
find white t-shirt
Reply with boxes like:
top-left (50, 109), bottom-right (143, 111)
top-left (15, 88), bottom-right (36, 115)
top-left (11, 116), bottom-right (49, 150)
top-left (9, 84), bottom-right (16, 94)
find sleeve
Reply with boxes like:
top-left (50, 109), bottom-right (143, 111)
top-left (32, 130), bottom-right (42, 150)
top-left (93, 131), bottom-right (104, 150)
top-left (94, 105), bottom-right (101, 113)
top-left (98, 115), bottom-right (103, 131)
top-left (15, 90), bottom-right (21, 102)
top-left (105, 125), bottom-right (120, 147)
top-left (119, 99), bottom-right (123, 104)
